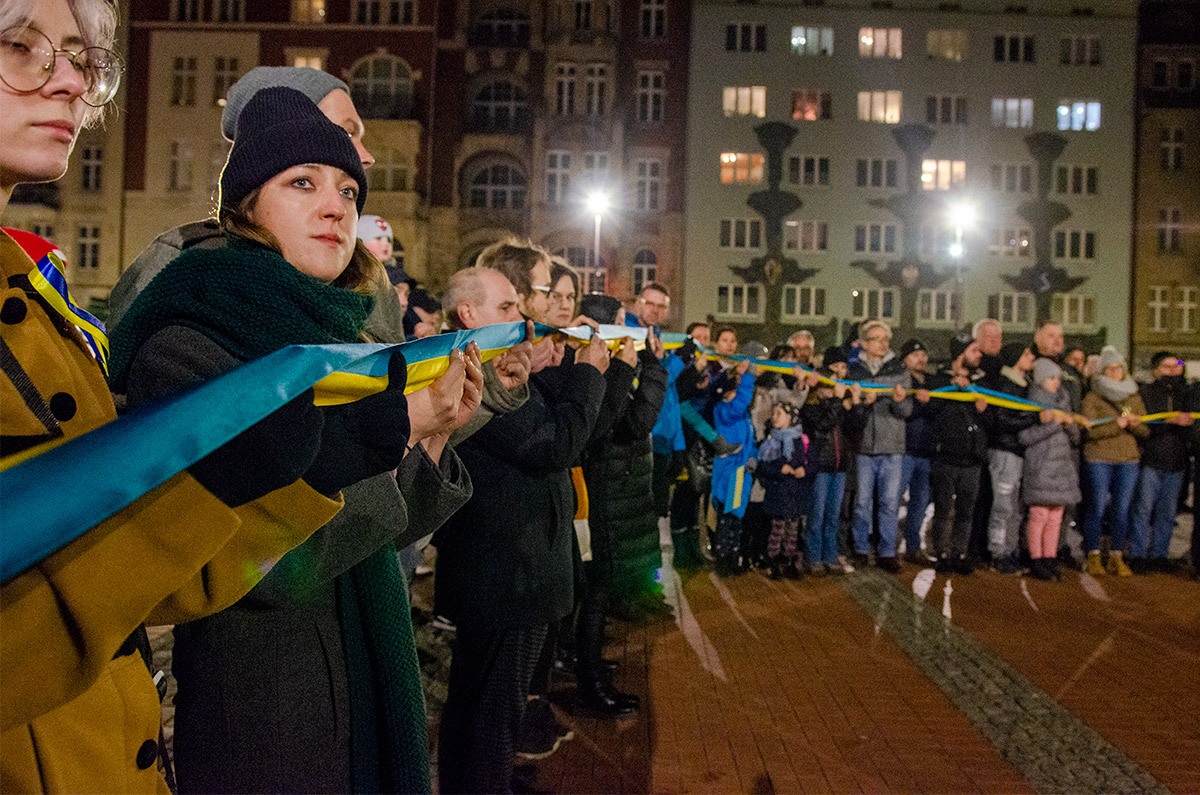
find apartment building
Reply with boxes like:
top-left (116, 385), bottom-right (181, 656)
top-left (683, 0), bottom-right (1136, 352)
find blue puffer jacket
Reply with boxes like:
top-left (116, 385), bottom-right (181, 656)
top-left (711, 373), bottom-right (758, 517)
top-left (651, 352), bottom-right (686, 454)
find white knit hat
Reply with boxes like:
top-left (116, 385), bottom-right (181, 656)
top-left (1098, 345), bottom-right (1126, 371)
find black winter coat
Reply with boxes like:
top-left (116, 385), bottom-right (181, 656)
top-left (801, 396), bottom-right (848, 473)
top-left (982, 367), bottom-right (1038, 456)
top-left (925, 367), bottom-right (990, 467)
top-left (583, 350), bottom-right (667, 575)
top-left (905, 371), bottom-right (933, 456)
top-left (433, 362), bottom-right (605, 631)
top-left (1140, 376), bottom-right (1192, 472)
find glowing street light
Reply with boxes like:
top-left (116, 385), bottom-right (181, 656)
top-left (947, 200), bottom-right (976, 329)
top-left (586, 191), bottom-right (610, 289)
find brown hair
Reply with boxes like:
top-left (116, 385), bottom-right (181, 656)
top-left (474, 236), bottom-right (550, 298)
top-left (220, 187), bottom-right (385, 295)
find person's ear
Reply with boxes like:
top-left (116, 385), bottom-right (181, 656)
top-left (458, 302), bottom-right (475, 328)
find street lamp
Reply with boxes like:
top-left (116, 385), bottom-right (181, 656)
top-left (947, 200), bottom-right (976, 329)
top-left (585, 190), bottom-right (609, 292)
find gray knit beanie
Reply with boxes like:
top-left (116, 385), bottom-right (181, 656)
top-left (1098, 345), bottom-right (1126, 371)
top-left (221, 66), bottom-right (350, 140)
top-left (1031, 357), bottom-right (1062, 384)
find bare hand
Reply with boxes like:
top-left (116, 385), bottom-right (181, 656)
top-left (794, 467), bottom-right (806, 479)
top-left (1040, 409), bottom-right (1055, 424)
top-left (493, 326), bottom-right (533, 390)
top-left (569, 314), bottom-right (600, 331)
top-left (892, 384), bottom-right (907, 402)
top-left (804, 369), bottom-right (820, 389)
top-left (648, 331), bottom-right (665, 360)
top-left (1170, 412), bottom-right (1194, 426)
top-left (1116, 414), bottom-right (1132, 429)
top-left (834, 382), bottom-right (848, 399)
top-left (781, 464), bottom-right (794, 475)
top-left (735, 359), bottom-right (750, 376)
top-left (616, 336), bottom-right (638, 367)
top-left (408, 351), bottom-right (465, 443)
top-left (864, 390), bottom-right (878, 405)
top-left (549, 337), bottom-right (567, 367)
top-left (953, 374), bottom-right (971, 388)
top-left (577, 334), bottom-right (610, 374)
top-left (850, 382), bottom-right (863, 403)
top-left (974, 397), bottom-right (988, 413)
top-left (453, 343), bottom-right (484, 430)
top-left (915, 389), bottom-right (931, 404)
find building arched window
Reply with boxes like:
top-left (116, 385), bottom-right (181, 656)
top-left (367, 146), bottom-right (410, 192)
top-left (464, 158), bottom-right (527, 209)
top-left (470, 8), bottom-right (531, 46)
top-left (633, 248), bottom-right (657, 294)
top-left (469, 78), bottom-right (529, 132)
top-left (350, 55), bottom-right (413, 119)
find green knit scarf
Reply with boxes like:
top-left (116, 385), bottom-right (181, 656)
top-left (108, 238), bottom-right (373, 391)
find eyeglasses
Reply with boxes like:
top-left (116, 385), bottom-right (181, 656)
top-left (639, 299), bottom-right (669, 310)
top-left (529, 284), bottom-right (551, 295)
top-left (1, 26), bottom-right (124, 107)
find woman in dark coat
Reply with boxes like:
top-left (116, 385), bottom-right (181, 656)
top-left (110, 88), bottom-right (474, 793)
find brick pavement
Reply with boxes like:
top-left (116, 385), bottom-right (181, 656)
top-left (496, 523), bottom-right (1199, 794)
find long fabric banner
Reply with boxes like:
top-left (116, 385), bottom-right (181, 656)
top-left (660, 333), bottom-right (1200, 427)
top-left (0, 321), bottom-right (644, 582)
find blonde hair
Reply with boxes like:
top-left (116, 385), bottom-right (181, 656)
top-left (220, 188), bottom-right (384, 295)
top-left (1, 0), bottom-right (119, 129)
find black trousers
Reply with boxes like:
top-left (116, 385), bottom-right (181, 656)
top-left (438, 623), bottom-right (549, 794)
top-left (931, 461), bottom-right (982, 560)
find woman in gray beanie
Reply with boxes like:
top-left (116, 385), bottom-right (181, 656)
top-left (1080, 346), bottom-right (1149, 577)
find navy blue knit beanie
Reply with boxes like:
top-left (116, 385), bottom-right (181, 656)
top-left (219, 87), bottom-right (367, 216)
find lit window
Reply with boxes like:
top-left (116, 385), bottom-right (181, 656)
top-left (991, 96), bottom-right (1034, 128)
top-left (292, 0), bottom-right (326, 23)
top-left (926, 29), bottom-right (967, 61)
top-left (921, 159), bottom-right (966, 191)
top-left (859, 27), bottom-right (902, 58)
top-left (791, 26), bottom-right (833, 56)
top-left (720, 153), bottom-right (764, 184)
top-left (857, 91), bottom-right (901, 124)
top-left (723, 86), bottom-right (766, 118)
top-left (792, 89), bottom-right (832, 121)
top-left (1056, 100), bottom-right (1101, 131)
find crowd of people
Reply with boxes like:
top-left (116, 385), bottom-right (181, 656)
top-left (2, 1), bottom-right (1198, 793)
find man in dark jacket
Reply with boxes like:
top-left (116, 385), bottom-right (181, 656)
top-left (433, 244), bottom-right (609, 793)
top-left (983, 342), bottom-right (1040, 573)
top-left (900, 338), bottom-right (934, 563)
top-left (926, 337), bottom-right (989, 574)
top-left (1130, 351), bottom-right (1195, 572)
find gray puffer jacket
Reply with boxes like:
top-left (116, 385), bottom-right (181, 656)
top-left (1018, 384), bottom-right (1081, 506)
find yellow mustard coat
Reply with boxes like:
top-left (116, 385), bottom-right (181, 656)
top-left (0, 230), bottom-right (342, 792)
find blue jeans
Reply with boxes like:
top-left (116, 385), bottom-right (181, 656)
top-left (807, 471), bottom-right (846, 565)
top-left (1130, 466), bottom-right (1184, 559)
top-left (901, 454), bottom-right (932, 554)
top-left (852, 454), bottom-right (903, 558)
top-left (1083, 461), bottom-right (1140, 553)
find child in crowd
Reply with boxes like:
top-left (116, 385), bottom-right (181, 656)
top-left (712, 359), bottom-right (757, 575)
top-left (756, 402), bottom-right (809, 579)
top-left (802, 371), bottom-right (854, 575)
top-left (1018, 359), bottom-right (1082, 581)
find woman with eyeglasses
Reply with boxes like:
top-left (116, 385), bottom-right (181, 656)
top-left (1, 2), bottom-right (374, 790)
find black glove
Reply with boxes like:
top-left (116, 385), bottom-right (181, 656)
top-left (678, 338), bottom-right (699, 361)
top-left (303, 351), bottom-right (411, 496)
top-left (188, 388), bottom-right (324, 508)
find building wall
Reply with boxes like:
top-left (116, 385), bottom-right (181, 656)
top-left (1131, 34), bottom-right (1200, 371)
top-left (684, 0), bottom-right (1136, 350)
